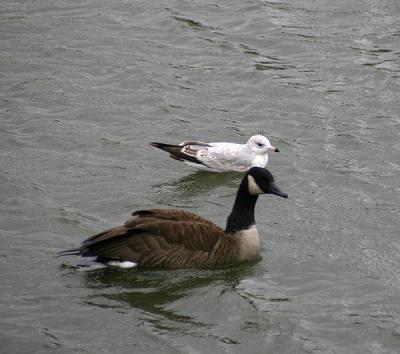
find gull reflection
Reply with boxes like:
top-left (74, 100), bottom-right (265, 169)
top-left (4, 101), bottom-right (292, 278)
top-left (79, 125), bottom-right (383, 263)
top-left (150, 171), bottom-right (243, 206)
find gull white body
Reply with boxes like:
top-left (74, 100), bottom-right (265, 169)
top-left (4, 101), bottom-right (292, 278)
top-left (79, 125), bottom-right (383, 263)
top-left (184, 141), bottom-right (268, 172)
top-left (151, 135), bottom-right (279, 172)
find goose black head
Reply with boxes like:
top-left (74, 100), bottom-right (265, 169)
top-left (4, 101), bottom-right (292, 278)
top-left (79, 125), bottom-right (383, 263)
top-left (246, 167), bottom-right (288, 198)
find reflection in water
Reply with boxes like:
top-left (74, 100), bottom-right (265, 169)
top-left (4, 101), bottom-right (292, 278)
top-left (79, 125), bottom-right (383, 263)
top-left (80, 262), bottom-right (260, 328)
top-left (3, 0), bottom-right (400, 351)
top-left (150, 170), bottom-right (243, 206)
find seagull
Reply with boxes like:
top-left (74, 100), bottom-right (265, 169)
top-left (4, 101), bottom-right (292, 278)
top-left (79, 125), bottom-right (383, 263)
top-left (150, 135), bottom-right (279, 172)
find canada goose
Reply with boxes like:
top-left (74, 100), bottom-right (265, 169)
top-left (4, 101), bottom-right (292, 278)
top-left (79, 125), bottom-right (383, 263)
top-left (150, 135), bottom-right (279, 172)
top-left (58, 167), bottom-right (287, 269)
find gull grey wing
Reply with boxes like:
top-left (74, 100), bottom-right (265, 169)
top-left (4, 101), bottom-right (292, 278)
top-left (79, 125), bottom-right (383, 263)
top-left (197, 145), bottom-right (251, 171)
top-left (151, 141), bottom-right (211, 165)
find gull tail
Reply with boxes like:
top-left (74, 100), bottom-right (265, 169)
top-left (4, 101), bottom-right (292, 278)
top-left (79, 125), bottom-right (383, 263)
top-left (150, 142), bottom-right (181, 154)
top-left (150, 142), bottom-right (203, 165)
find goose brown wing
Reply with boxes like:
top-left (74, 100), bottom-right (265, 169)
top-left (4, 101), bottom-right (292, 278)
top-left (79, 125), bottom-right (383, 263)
top-left (77, 209), bottom-right (228, 268)
top-left (125, 209), bottom-right (222, 229)
top-left (83, 209), bottom-right (222, 245)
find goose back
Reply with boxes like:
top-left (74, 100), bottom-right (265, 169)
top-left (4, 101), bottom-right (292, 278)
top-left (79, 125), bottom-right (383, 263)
top-left (76, 209), bottom-right (244, 269)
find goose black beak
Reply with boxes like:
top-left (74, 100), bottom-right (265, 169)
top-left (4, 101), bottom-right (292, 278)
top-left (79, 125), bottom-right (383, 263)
top-left (270, 183), bottom-right (288, 198)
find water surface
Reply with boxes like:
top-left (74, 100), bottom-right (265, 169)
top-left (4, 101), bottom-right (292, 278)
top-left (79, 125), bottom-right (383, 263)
top-left (1, 0), bottom-right (400, 353)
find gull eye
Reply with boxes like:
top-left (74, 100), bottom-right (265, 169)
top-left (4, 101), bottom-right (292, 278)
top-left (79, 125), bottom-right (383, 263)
top-left (256, 142), bottom-right (264, 147)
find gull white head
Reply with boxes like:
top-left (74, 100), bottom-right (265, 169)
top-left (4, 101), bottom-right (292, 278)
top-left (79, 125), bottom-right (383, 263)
top-left (246, 135), bottom-right (279, 155)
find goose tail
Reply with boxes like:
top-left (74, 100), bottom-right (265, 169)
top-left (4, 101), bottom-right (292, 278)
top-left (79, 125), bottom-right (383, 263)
top-left (57, 247), bottom-right (81, 257)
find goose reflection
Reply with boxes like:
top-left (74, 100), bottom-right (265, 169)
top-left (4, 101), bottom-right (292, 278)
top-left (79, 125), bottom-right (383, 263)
top-left (79, 262), bottom-right (260, 324)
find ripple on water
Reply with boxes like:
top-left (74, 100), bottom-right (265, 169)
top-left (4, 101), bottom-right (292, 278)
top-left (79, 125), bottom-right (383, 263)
top-left (1, 0), bottom-right (400, 353)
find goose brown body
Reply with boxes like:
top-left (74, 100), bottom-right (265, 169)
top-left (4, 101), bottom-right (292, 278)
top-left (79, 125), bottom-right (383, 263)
top-left (59, 167), bottom-right (288, 269)
top-left (79, 209), bottom-right (246, 268)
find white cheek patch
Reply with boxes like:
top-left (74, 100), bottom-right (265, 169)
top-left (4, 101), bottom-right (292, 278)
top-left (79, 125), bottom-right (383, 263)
top-left (247, 175), bottom-right (263, 195)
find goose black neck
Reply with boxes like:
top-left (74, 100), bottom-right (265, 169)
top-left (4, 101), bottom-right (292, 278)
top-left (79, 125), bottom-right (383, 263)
top-left (225, 177), bottom-right (258, 234)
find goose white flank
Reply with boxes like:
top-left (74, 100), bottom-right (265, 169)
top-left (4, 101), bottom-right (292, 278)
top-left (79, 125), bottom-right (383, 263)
top-left (150, 135), bottom-right (279, 172)
top-left (58, 167), bottom-right (288, 269)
